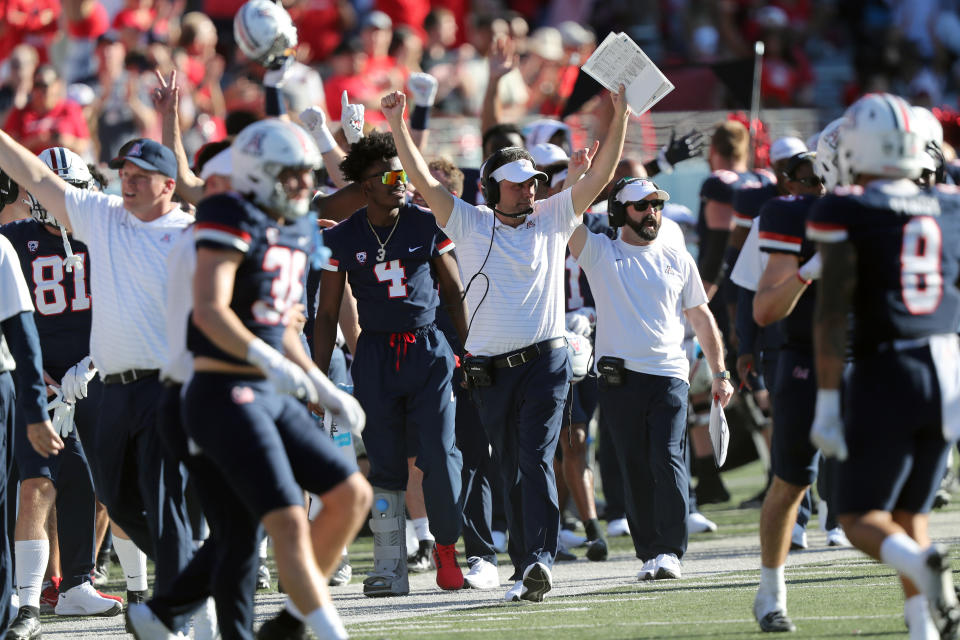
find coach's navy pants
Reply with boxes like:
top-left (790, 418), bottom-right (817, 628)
top-left (0, 373), bottom-right (15, 630)
top-left (600, 370), bottom-right (689, 561)
top-left (471, 347), bottom-right (570, 576)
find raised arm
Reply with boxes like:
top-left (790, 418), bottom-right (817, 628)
top-left (480, 36), bottom-right (516, 135)
top-left (154, 70), bottom-right (205, 205)
top-left (381, 91), bottom-right (455, 226)
top-left (0, 130), bottom-right (70, 228)
top-left (570, 85), bottom-right (630, 216)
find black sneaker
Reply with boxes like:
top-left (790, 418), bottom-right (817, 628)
top-left (695, 477), bottom-right (731, 505)
top-left (756, 610), bottom-right (796, 632)
top-left (127, 589), bottom-right (146, 605)
top-left (4, 608), bottom-right (41, 640)
top-left (739, 487), bottom-right (768, 509)
top-left (586, 537), bottom-right (609, 562)
top-left (407, 539), bottom-right (435, 573)
top-left (257, 610), bottom-right (307, 640)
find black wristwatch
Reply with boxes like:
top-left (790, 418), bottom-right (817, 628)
top-left (713, 370), bottom-right (731, 380)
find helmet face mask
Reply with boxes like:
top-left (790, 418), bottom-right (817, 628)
top-left (232, 120), bottom-right (320, 220)
top-left (30, 147), bottom-right (94, 228)
top-left (234, 0), bottom-right (298, 68)
top-left (815, 117), bottom-right (848, 192)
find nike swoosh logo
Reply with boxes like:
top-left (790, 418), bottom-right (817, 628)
top-left (409, 246), bottom-right (422, 252)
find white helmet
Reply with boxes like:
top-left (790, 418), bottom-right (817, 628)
top-left (232, 119), bottom-right (321, 220)
top-left (911, 105), bottom-right (944, 175)
top-left (565, 332), bottom-right (593, 384)
top-left (233, 0), bottom-right (298, 69)
top-left (839, 93), bottom-right (924, 182)
top-left (29, 147), bottom-right (94, 228)
top-left (814, 117), bottom-right (848, 192)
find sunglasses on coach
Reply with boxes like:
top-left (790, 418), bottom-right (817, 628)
top-left (366, 170), bottom-right (407, 185)
top-left (628, 199), bottom-right (664, 211)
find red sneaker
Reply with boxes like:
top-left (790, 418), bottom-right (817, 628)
top-left (97, 589), bottom-right (123, 604)
top-left (433, 543), bottom-right (464, 590)
top-left (40, 577), bottom-right (62, 613)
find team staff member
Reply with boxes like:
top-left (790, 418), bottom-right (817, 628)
top-left (569, 179), bottom-right (733, 581)
top-left (0, 225), bottom-right (52, 634)
top-left (0, 133), bottom-right (195, 607)
top-left (383, 84), bottom-right (630, 603)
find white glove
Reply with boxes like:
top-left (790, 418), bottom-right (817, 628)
top-left (263, 56), bottom-right (295, 89)
top-left (246, 338), bottom-right (319, 403)
top-left (299, 106), bottom-right (338, 153)
top-left (798, 252), bottom-right (823, 282)
top-left (307, 368), bottom-right (366, 436)
top-left (407, 72), bottom-right (439, 107)
top-left (61, 355), bottom-right (97, 404)
top-left (565, 307), bottom-right (596, 337)
top-left (340, 91), bottom-right (365, 145)
top-left (46, 388), bottom-right (76, 438)
top-left (810, 389), bottom-right (848, 461)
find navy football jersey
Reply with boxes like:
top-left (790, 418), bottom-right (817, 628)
top-left (733, 179), bottom-right (779, 229)
top-left (321, 204), bottom-right (454, 333)
top-left (0, 219), bottom-right (92, 375)
top-left (807, 181), bottom-right (960, 356)
top-left (565, 211), bottom-right (610, 312)
top-left (757, 195), bottom-right (819, 350)
top-left (188, 193), bottom-right (314, 364)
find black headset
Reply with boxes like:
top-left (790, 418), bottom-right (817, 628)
top-left (480, 146), bottom-right (540, 216)
top-left (607, 176), bottom-right (651, 228)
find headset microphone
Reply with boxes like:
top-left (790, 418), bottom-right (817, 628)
top-left (494, 206), bottom-right (533, 219)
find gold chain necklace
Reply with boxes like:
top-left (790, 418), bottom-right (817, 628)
top-left (366, 212), bottom-right (400, 262)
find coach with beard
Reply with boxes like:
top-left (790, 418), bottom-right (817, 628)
top-left (568, 178), bottom-right (733, 582)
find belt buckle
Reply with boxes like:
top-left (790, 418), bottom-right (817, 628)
top-left (505, 352), bottom-right (526, 368)
top-left (120, 370), bottom-right (136, 384)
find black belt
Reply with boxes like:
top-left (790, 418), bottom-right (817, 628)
top-left (492, 337), bottom-right (566, 369)
top-left (102, 369), bottom-right (160, 385)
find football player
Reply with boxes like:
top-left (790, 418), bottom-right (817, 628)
top-left (809, 93), bottom-right (960, 640)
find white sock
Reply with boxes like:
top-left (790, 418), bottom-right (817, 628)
top-left (258, 537), bottom-right (269, 561)
top-left (905, 594), bottom-right (939, 640)
top-left (755, 565), bottom-right (786, 615)
top-left (284, 597), bottom-right (304, 621)
top-left (14, 540), bottom-right (49, 609)
top-left (413, 517), bottom-right (434, 543)
top-left (305, 604), bottom-right (348, 640)
top-left (880, 533), bottom-right (928, 590)
top-left (113, 537), bottom-right (148, 592)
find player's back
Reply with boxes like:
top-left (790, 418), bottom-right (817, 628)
top-left (808, 180), bottom-right (960, 356)
top-left (0, 218), bottom-right (92, 374)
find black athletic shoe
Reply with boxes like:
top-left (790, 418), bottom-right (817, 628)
top-left (585, 537), bottom-right (609, 562)
top-left (127, 589), bottom-right (146, 605)
top-left (695, 477), bottom-right (731, 505)
top-left (757, 610), bottom-right (796, 633)
top-left (739, 488), bottom-right (768, 509)
top-left (5, 608), bottom-right (41, 640)
top-left (257, 610), bottom-right (308, 640)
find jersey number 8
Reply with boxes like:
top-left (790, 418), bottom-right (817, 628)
top-left (901, 216), bottom-right (943, 315)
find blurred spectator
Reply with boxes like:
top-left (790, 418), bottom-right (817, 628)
top-left (62, 0), bottom-right (111, 84)
top-left (0, 0), bottom-right (60, 63)
top-left (323, 38), bottom-right (383, 122)
top-left (0, 44), bottom-right (39, 122)
top-left (422, 8), bottom-right (458, 71)
top-left (375, 0), bottom-right (429, 41)
top-left (3, 64), bottom-right (91, 156)
top-left (361, 11), bottom-right (405, 93)
top-left (286, 0), bottom-right (355, 64)
top-left (757, 7), bottom-right (814, 107)
top-left (390, 26), bottom-right (424, 75)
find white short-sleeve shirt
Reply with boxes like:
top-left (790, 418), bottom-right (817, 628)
top-left (0, 233), bottom-right (34, 371)
top-left (729, 221), bottom-right (768, 292)
top-left (442, 188), bottom-right (578, 355)
top-left (161, 225), bottom-right (196, 384)
top-left (577, 231), bottom-right (708, 380)
top-left (65, 186), bottom-right (193, 374)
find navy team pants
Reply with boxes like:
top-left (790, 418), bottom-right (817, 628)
top-left (600, 370), bottom-right (689, 561)
top-left (0, 372), bottom-right (15, 630)
top-left (92, 375), bottom-right (193, 599)
top-left (471, 346), bottom-right (570, 576)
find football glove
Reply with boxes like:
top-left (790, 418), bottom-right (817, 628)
top-left (246, 338), bottom-right (318, 403)
top-left (657, 129), bottom-right (705, 174)
top-left (299, 106), bottom-right (338, 154)
top-left (46, 388), bottom-right (76, 438)
top-left (61, 355), bottom-right (97, 403)
top-left (340, 91), bottom-right (365, 145)
top-left (565, 307), bottom-right (596, 337)
top-left (798, 252), bottom-right (823, 282)
top-left (407, 72), bottom-right (439, 107)
top-left (307, 368), bottom-right (365, 436)
top-left (811, 389), bottom-right (848, 461)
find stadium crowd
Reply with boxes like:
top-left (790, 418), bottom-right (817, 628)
top-left (1, 0), bottom-right (960, 639)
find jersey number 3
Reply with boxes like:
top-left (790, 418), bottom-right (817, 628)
top-left (31, 254), bottom-right (90, 316)
top-left (901, 216), bottom-right (943, 315)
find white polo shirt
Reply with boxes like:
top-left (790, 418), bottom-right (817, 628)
top-left (729, 221), bottom-right (767, 292)
top-left (443, 188), bottom-right (578, 356)
top-left (578, 230), bottom-right (708, 381)
top-left (0, 233), bottom-right (34, 372)
top-left (65, 186), bottom-right (193, 374)
top-left (161, 225), bottom-right (196, 384)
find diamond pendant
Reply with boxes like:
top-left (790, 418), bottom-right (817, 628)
top-left (376, 248), bottom-right (386, 262)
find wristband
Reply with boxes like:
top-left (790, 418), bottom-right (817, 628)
top-left (410, 105), bottom-right (430, 131)
top-left (796, 271), bottom-right (812, 286)
top-left (656, 148), bottom-right (674, 175)
top-left (313, 126), bottom-right (338, 154)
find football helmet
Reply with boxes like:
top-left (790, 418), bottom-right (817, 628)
top-left (814, 117), bottom-right (848, 192)
top-left (911, 105), bottom-right (945, 177)
top-left (839, 93), bottom-right (924, 182)
top-left (565, 331), bottom-right (593, 384)
top-left (232, 119), bottom-right (321, 220)
top-left (233, 0), bottom-right (298, 69)
top-left (28, 147), bottom-right (94, 228)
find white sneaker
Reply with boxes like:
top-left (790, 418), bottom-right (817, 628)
top-left (559, 529), bottom-right (587, 548)
top-left (922, 544), bottom-right (960, 640)
top-left (126, 602), bottom-right (185, 639)
top-left (790, 523), bottom-right (808, 550)
top-left (607, 518), bottom-right (631, 537)
top-left (191, 597), bottom-right (218, 640)
top-left (826, 527), bottom-right (850, 547)
top-left (687, 511), bottom-right (718, 534)
top-left (504, 580), bottom-right (525, 602)
top-left (491, 531), bottom-right (508, 554)
top-left (464, 557), bottom-right (500, 590)
top-left (55, 582), bottom-right (123, 616)
top-left (654, 553), bottom-right (682, 580)
top-left (637, 558), bottom-right (657, 581)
